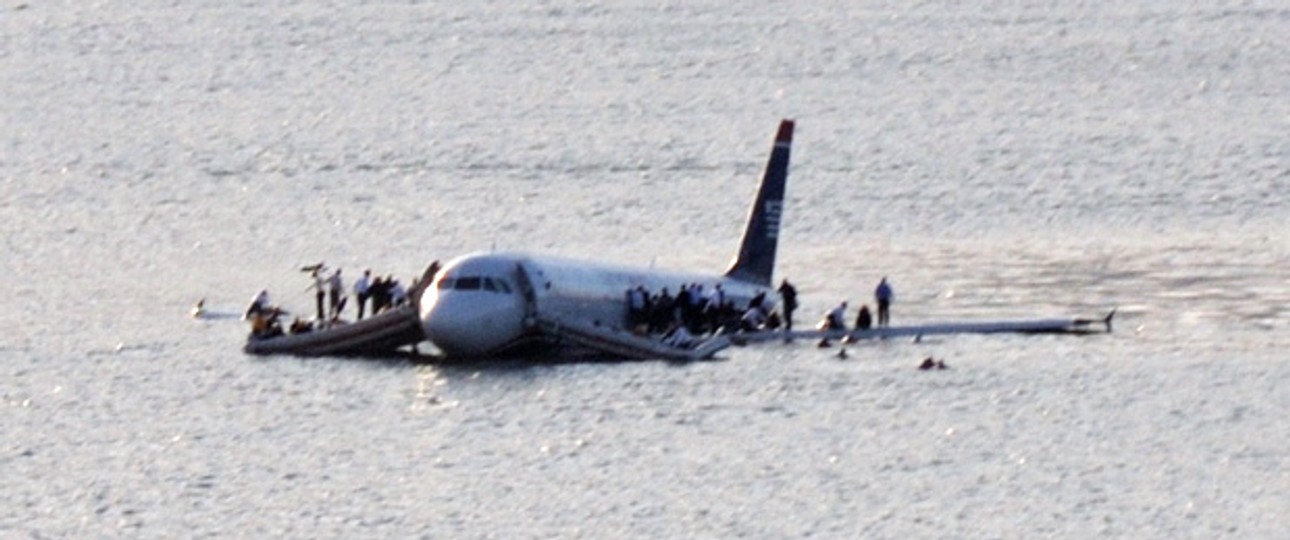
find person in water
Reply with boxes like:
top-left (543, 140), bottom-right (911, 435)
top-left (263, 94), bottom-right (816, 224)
top-left (919, 357), bottom-right (948, 370)
top-left (874, 277), bottom-right (894, 327)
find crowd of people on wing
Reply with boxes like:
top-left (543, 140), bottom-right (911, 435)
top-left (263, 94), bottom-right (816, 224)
top-left (620, 276), bottom-right (896, 349)
top-left (626, 282), bottom-right (784, 347)
top-left (245, 261), bottom-right (440, 339)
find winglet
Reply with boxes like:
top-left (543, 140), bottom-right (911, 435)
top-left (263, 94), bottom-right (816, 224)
top-left (724, 119), bottom-right (793, 286)
top-left (775, 120), bottom-right (793, 145)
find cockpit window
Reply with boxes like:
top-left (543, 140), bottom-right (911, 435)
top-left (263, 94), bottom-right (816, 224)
top-left (437, 275), bottom-right (514, 294)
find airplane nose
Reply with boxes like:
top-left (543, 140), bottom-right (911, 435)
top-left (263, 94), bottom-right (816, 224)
top-left (419, 289), bottom-right (526, 356)
top-left (421, 303), bottom-right (472, 351)
top-left (420, 292), bottom-right (469, 351)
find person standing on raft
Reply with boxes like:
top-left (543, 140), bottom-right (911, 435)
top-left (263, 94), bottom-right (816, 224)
top-left (353, 269), bottom-right (372, 320)
top-left (307, 267), bottom-right (327, 321)
top-left (874, 277), bottom-right (894, 327)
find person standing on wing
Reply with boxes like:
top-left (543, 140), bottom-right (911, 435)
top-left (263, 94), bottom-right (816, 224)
top-left (874, 277), bottom-right (894, 327)
top-left (777, 279), bottom-right (798, 332)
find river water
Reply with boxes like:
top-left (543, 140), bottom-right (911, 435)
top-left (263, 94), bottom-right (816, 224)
top-left (3, 1), bottom-right (1287, 537)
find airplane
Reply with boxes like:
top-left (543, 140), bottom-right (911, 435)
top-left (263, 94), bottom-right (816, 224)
top-left (243, 119), bottom-right (1111, 360)
top-left (417, 120), bottom-right (796, 360)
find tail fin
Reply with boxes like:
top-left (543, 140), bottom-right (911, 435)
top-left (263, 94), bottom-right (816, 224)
top-left (724, 119), bottom-right (793, 286)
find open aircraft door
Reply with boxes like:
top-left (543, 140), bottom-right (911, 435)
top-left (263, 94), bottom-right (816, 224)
top-left (513, 260), bottom-right (540, 329)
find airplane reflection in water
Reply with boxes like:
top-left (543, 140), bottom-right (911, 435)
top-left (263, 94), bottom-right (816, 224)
top-left (419, 120), bottom-right (796, 360)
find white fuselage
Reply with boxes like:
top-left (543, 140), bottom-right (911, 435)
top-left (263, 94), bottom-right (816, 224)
top-left (420, 119), bottom-right (794, 359)
top-left (419, 252), bottom-right (774, 357)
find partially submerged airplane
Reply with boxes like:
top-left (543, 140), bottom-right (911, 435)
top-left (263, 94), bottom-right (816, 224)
top-left (416, 120), bottom-right (795, 360)
top-left (244, 119), bottom-right (1111, 360)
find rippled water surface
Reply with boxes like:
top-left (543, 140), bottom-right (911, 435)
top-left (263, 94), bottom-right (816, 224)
top-left (3, 1), bottom-right (1287, 537)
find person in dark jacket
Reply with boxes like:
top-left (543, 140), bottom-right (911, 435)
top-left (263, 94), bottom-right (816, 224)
top-left (874, 277), bottom-right (894, 327)
top-left (777, 279), bottom-right (798, 331)
top-left (855, 304), bottom-right (873, 330)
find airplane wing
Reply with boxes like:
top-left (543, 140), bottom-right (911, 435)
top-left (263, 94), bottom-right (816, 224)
top-left (732, 310), bottom-right (1117, 346)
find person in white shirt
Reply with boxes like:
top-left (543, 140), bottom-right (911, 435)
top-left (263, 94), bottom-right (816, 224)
top-left (817, 301), bottom-right (848, 347)
top-left (327, 269), bottom-right (344, 319)
top-left (353, 269), bottom-right (372, 319)
top-left (707, 284), bottom-right (725, 309)
top-left (243, 289), bottom-right (270, 320)
top-left (825, 302), bottom-right (847, 330)
top-left (307, 269), bottom-right (327, 321)
top-left (740, 304), bottom-right (767, 332)
top-left (389, 279), bottom-right (407, 307)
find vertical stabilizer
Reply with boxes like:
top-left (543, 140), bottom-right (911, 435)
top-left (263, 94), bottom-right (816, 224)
top-left (724, 119), bottom-right (793, 286)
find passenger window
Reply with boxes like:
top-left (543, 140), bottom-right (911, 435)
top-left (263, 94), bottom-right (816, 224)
top-left (457, 277), bottom-right (482, 290)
